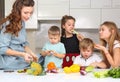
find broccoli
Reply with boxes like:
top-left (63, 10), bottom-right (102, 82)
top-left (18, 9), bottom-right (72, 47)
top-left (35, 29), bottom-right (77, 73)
top-left (108, 67), bottom-right (120, 78)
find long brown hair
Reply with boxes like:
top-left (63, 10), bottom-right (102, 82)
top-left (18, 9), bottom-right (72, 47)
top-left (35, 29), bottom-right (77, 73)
top-left (0, 0), bottom-right (34, 36)
top-left (100, 21), bottom-right (120, 67)
top-left (100, 21), bottom-right (120, 55)
top-left (61, 15), bottom-right (75, 37)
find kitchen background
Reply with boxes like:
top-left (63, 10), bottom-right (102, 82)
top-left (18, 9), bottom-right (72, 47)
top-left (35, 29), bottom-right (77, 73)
top-left (1, 0), bottom-right (120, 53)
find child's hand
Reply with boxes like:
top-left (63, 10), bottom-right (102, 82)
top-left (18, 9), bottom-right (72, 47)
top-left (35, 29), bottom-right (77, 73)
top-left (72, 29), bottom-right (84, 41)
top-left (50, 50), bottom-right (58, 57)
top-left (45, 50), bottom-right (52, 56)
top-left (77, 33), bottom-right (84, 41)
top-left (89, 62), bottom-right (98, 68)
top-left (89, 62), bottom-right (96, 68)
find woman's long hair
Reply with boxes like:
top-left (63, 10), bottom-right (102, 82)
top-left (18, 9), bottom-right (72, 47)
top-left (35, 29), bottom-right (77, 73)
top-left (100, 21), bottom-right (120, 67)
top-left (0, 0), bottom-right (34, 36)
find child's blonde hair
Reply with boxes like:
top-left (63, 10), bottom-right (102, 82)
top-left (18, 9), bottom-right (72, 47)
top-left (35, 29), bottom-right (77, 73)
top-left (80, 38), bottom-right (94, 50)
top-left (48, 26), bottom-right (60, 35)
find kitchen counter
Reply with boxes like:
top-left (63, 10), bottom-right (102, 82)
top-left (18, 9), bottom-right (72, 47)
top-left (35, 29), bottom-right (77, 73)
top-left (0, 69), bottom-right (120, 82)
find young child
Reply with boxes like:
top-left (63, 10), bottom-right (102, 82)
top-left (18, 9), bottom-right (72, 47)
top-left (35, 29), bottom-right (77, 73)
top-left (94, 21), bottom-right (120, 68)
top-left (74, 38), bottom-right (102, 67)
top-left (61, 15), bottom-right (84, 68)
top-left (41, 26), bottom-right (66, 68)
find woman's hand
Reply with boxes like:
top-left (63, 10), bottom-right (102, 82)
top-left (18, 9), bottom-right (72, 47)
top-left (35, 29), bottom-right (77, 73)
top-left (24, 46), bottom-right (38, 62)
top-left (94, 44), bottom-right (109, 55)
top-left (94, 44), bottom-right (104, 50)
top-left (23, 53), bottom-right (33, 63)
top-left (30, 53), bottom-right (38, 62)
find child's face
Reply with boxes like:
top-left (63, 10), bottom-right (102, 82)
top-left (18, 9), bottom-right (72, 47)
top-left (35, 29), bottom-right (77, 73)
top-left (48, 34), bottom-right (60, 44)
top-left (63, 19), bottom-right (75, 34)
top-left (80, 47), bottom-right (93, 59)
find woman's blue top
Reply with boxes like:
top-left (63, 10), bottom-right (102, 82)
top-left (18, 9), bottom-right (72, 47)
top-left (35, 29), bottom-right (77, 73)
top-left (0, 21), bottom-right (29, 70)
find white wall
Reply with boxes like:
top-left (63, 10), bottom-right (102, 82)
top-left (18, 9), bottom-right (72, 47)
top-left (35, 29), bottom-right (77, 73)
top-left (70, 0), bottom-right (120, 29)
top-left (5, 0), bottom-right (120, 53)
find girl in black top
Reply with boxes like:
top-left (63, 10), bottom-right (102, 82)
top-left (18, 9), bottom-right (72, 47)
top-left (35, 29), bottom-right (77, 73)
top-left (61, 15), bottom-right (84, 68)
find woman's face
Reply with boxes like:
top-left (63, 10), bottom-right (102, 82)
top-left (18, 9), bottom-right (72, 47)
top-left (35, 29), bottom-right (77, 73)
top-left (99, 25), bottom-right (112, 41)
top-left (21, 6), bottom-right (34, 21)
top-left (63, 19), bottom-right (75, 34)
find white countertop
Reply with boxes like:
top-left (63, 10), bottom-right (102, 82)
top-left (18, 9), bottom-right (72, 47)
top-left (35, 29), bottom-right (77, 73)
top-left (0, 69), bottom-right (120, 82)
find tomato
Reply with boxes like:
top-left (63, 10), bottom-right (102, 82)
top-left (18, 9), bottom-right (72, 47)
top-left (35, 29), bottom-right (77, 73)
top-left (47, 62), bottom-right (56, 70)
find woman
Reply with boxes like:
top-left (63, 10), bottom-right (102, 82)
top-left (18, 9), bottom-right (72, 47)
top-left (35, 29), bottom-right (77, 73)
top-left (94, 21), bottom-right (120, 68)
top-left (0, 0), bottom-right (43, 70)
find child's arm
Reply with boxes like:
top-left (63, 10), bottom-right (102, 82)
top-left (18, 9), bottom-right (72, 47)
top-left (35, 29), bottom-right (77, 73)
top-left (50, 50), bottom-right (65, 58)
top-left (89, 54), bottom-right (107, 68)
top-left (40, 50), bottom-right (51, 56)
top-left (89, 61), bottom-right (107, 69)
